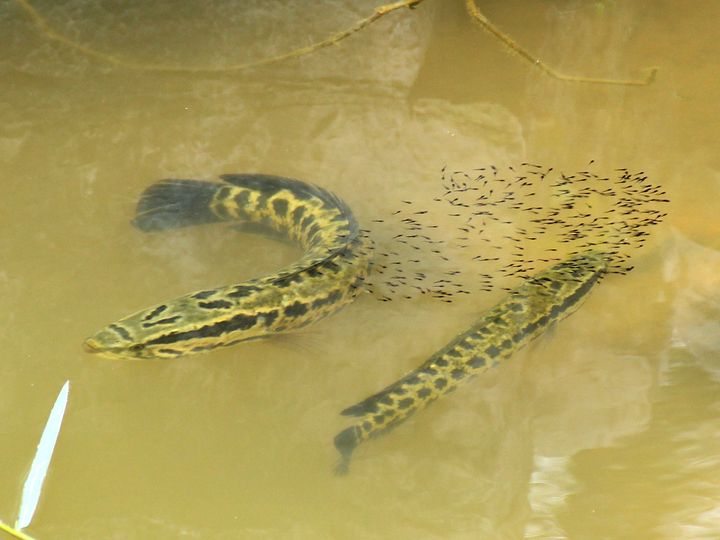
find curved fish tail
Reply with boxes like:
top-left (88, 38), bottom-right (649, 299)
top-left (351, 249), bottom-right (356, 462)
top-left (333, 426), bottom-right (362, 475)
top-left (334, 251), bottom-right (608, 472)
top-left (132, 179), bottom-right (221, 232)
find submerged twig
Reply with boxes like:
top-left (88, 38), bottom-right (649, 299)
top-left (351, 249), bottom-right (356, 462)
top-left (13, 0), bottom-right (425, 73)
top-left (14, 0), bottom-right (656, 85)
top-left (464, 0), bottom-right (657, 86)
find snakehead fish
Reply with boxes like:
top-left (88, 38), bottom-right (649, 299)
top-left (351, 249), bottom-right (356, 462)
top-left (84, 174), bottom-right (372, 360)
top-left (334, 251), bottom-right (608, 474)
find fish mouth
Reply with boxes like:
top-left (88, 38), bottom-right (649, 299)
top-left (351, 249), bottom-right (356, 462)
top-left (83, 338), bottom-right (102, 354)
top-left (82, 338), bottom-right (149, 360)
top-left (82, 338), bottom-right (124, 359)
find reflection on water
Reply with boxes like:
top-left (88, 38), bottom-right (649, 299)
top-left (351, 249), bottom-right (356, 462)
top-left (1, 1), bottom-right (719, 538)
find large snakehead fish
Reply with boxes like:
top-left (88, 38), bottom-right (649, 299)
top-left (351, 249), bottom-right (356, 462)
top-left (334, 251), bottom-right (607, 474)
top-left (84, 174), bottom-right (609, 474)
top-left (84, 174), bottom-right (372, 359)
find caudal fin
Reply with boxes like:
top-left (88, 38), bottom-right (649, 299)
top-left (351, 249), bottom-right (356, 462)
top-left (132, 179), bottom-right (220, 232)
top-left (333, 426), bottom-right (361, 475)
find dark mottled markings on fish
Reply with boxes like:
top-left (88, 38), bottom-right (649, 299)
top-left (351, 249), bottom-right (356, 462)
top-left (141, 315), bottom-right (181, 328)
top-left (143, 305), bottom-right (168, 321)
top-left (284, 301), bottom-right (309, 317)
top-left (109, 324), bottom-right (132, 341)
top-left (227, 286), bottom-right (261, 299)
top-left (146, 312), bottom-right (260, 346)
top-left (292, 206), bottom-right (306, 225)
top-left (198, 300), bottom-right (233, 310)
top-left (417, 387), bottom-right (432, 399)
top-left (234, 190), bottom-right (250, 208)
top-left (469, 356), bottom-right (486, 368)
top-left (192, 290), bottom-right (216, 300)
top-left (333, 251), bottom-right (608, 474)
top-left (272, 198), bottom-right (288, 217)
top-left (398, 398), bottom-right (414, 409)
top-left (311, 290), bottom-right (343, 310)
top-left (85, 174), bottom-right (372, 361)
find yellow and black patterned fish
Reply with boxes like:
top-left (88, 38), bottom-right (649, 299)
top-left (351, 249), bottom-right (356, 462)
top-left (84, 174), bottom-right (373, 359)
top-left (333, 251), bottom-right (608, 474)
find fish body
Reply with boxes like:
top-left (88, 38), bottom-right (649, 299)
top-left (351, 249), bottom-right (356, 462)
top-left (334, 251), bottom-right (608, 473)
top-left (84, 174), bottom-right (372, 359)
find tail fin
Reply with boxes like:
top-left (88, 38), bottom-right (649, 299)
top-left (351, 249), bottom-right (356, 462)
top-left (132, 179), bottom-right (220, 232)
top-left (333, 426), bottom-right (361, 475)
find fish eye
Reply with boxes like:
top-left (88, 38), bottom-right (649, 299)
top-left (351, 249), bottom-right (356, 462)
top-left (129, 344), bottom-right (145, 353)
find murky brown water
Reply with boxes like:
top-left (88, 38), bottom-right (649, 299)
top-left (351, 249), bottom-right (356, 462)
top-left (1, 1), bottom-right (719, 538)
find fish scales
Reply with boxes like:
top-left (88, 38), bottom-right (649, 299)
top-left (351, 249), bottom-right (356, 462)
top-left (84, 174), bottom-right (373, 360)
top-left (334, 251), bottom-right (607, 474)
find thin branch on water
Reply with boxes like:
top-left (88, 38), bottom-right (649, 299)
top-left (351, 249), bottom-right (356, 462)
top-left (464, 0), bottom-right (657, 86)
top-left (13, 0), bottom-right (426, 73)
top-left (13, 0), bottom-right (657, 85)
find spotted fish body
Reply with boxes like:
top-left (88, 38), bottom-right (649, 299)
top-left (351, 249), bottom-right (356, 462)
top-left (334, 251), bottom-right (608, 474)
top-left (84, 174), bottom-right (372, 359)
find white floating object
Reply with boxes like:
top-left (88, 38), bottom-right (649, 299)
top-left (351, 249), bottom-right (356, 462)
top-left (15, 380), bottom-right (70, 531)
